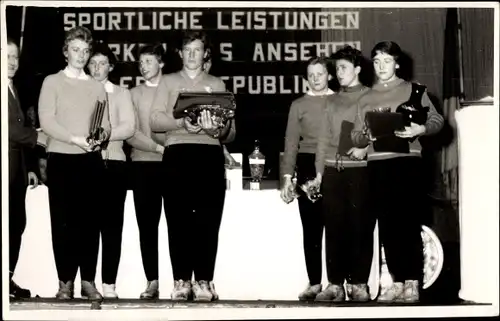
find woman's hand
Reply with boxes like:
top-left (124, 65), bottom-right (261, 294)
top-left (184, 117), bottom-right (202, 134)
top-left (28, 172), bottom-right (39, 189)
top-left (71, 136), bottom-right (93, 152)
top-left (38, 158), bottom-right (48, 184)
top-left (395, 122), bottom-right (426, 138)
top-left (347, 146), bottom-right (368, 161)
top-left (280, 177), bottom-right (295, 204)
top-left (198, 110), bottom-right (219, 136)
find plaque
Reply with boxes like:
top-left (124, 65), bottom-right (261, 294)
top-left (173, 91), bottom-right (236, 128)
top-left (87, 100), bottom-right (108, 150)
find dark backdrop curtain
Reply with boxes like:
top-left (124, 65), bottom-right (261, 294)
top-left (460, 8), bottom-right (495, 100)
top-left (440, 8), bottom-right (461, 206)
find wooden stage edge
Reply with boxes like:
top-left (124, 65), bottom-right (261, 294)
top-left (9, 298), bottom-right (490, 310)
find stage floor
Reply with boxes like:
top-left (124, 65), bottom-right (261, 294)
top-left (9, 297), bottom-right (489, 310)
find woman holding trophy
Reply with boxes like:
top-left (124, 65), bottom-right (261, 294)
top-left (150, 30), bottom-right (236, 301)
top-left (312, 46), bottom-right (373, 302)
top-left (88, 42), bottom-right (136, 299)
top-left (280, 56), bottom-right (334, 301)
top-left (38, 26), bottom-right (111, 301)
top-left (351, 41), bottom-right (444, 302)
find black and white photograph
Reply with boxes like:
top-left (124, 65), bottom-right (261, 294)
top-left (1, 1), bottom-right (498, 320)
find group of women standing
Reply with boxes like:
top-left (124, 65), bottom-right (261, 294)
top-left (281, 42), bottom-right (444, 303)
top-left (37, 26), bottom-right (234, 302)
top-left (29, 21), bottom-right (444, 304)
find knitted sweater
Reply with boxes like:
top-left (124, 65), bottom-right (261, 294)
top-left (127, 83), bottom-right (166, 162)
top-left (102, 81), bottom-right (135, 161)
top-left (352, 78), bottom-right (444, 161)
top-left (315, 84), bottom-right (369, 175)
top-left (281, 89), bottom-right (334, 177)
top-left (150, 70), bottom-right (236, 147)
top-left (38, 69), bottom-right (111, 154)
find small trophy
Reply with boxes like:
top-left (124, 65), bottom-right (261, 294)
top-left (248, 140), bottom-right (265, 190)
top-left (300, 178), bottom-right (322, 203)
top-left (87, 99), bottom-right (108, 151)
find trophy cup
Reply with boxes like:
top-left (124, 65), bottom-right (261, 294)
top-left (395, 83), bottom-right (430, 142)
top-left (248, 140), bottom-right (265, 190)
top-left (300, 178), bottom-right (322, 203)
top-left (173, 91), bottom-right (236, 130)
top-left (87, 99), bottom-right (108, 151)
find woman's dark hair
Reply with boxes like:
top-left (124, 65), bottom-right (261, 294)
top-left (330, 45), bottom-right (374, 88)
top-left (63, 26), bottom-right (93, 54)
top-left (179, 30), bottom-right (211, 53)
top-left (139, 43), bottom-right (165, 63)
top-left (90, 41), bottom-right (117, 66)
top-left (370, 41), bottom-right (402, 62)
top-left (331, 45), bottom-right (364, 68)
top-left (370, 41), bottom-right (413, 81)
top-left (303, 55), bottom-right (330, 80)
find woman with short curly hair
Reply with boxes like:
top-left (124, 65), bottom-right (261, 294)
top-left (38, 26), bottom-right (111, 301)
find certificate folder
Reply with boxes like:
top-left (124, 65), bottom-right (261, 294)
top-left (338, 120), bottom-right (354, 156)
top-left (365, 111), bottom-right (409, 153)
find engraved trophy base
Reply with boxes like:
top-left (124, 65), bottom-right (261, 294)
top-left (249, 181), bottom-right (261, 190)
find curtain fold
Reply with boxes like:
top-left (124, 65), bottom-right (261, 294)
top-left (440, 8), bottom-right (461, 204)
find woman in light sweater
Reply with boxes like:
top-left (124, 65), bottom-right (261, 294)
top-left (150, 31), bottom-right (235, 302)
top-left (125, 43), bottom-right (166, 299)
top-left (38, 26), bottom-right (111, 301)
top-left (87, 42), bottom-right (135, 299)
top-left (313, 46), bottom-right (373, 302)
top-left (280, 56), bottom-right (334, 301)
top-left (351, 41), bottom-right (444, 303)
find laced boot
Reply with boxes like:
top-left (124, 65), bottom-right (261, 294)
top-left (10, 278), bottom-right (31, 299)
top-left (102, 283), bottom-right (118, 299)
top-left (192, 280), bottom-right (213, 302)
top-left (315, 283), bottom-right (345, 302)
top-left (298, 284), bottom-right (322, 301)
top-left (171, 280), bottom-right (192, 301)
top-left (81, 281), bottom-right (103, 302)
top-left (377, 282), bottom-right (404, 302)
top-left (140, 280), bottom-right (159, 299)
top-left (350, 283), bottom-right (370, 302)
top-left (55, 280), bottom-right (74, 300)
top-left (404, 280), bottom-right (420, 303)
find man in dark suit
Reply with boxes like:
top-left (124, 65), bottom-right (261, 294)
top-left (8, 37), bottom-right (42, 299)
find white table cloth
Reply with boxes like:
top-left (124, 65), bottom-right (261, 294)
top-left (14, 187), bottom-right (379, 300)
top-left (456, 103), bottom-right (499, 304)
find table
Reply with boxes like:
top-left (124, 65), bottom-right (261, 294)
top-left (14, 186), bottom-right (380, 300)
